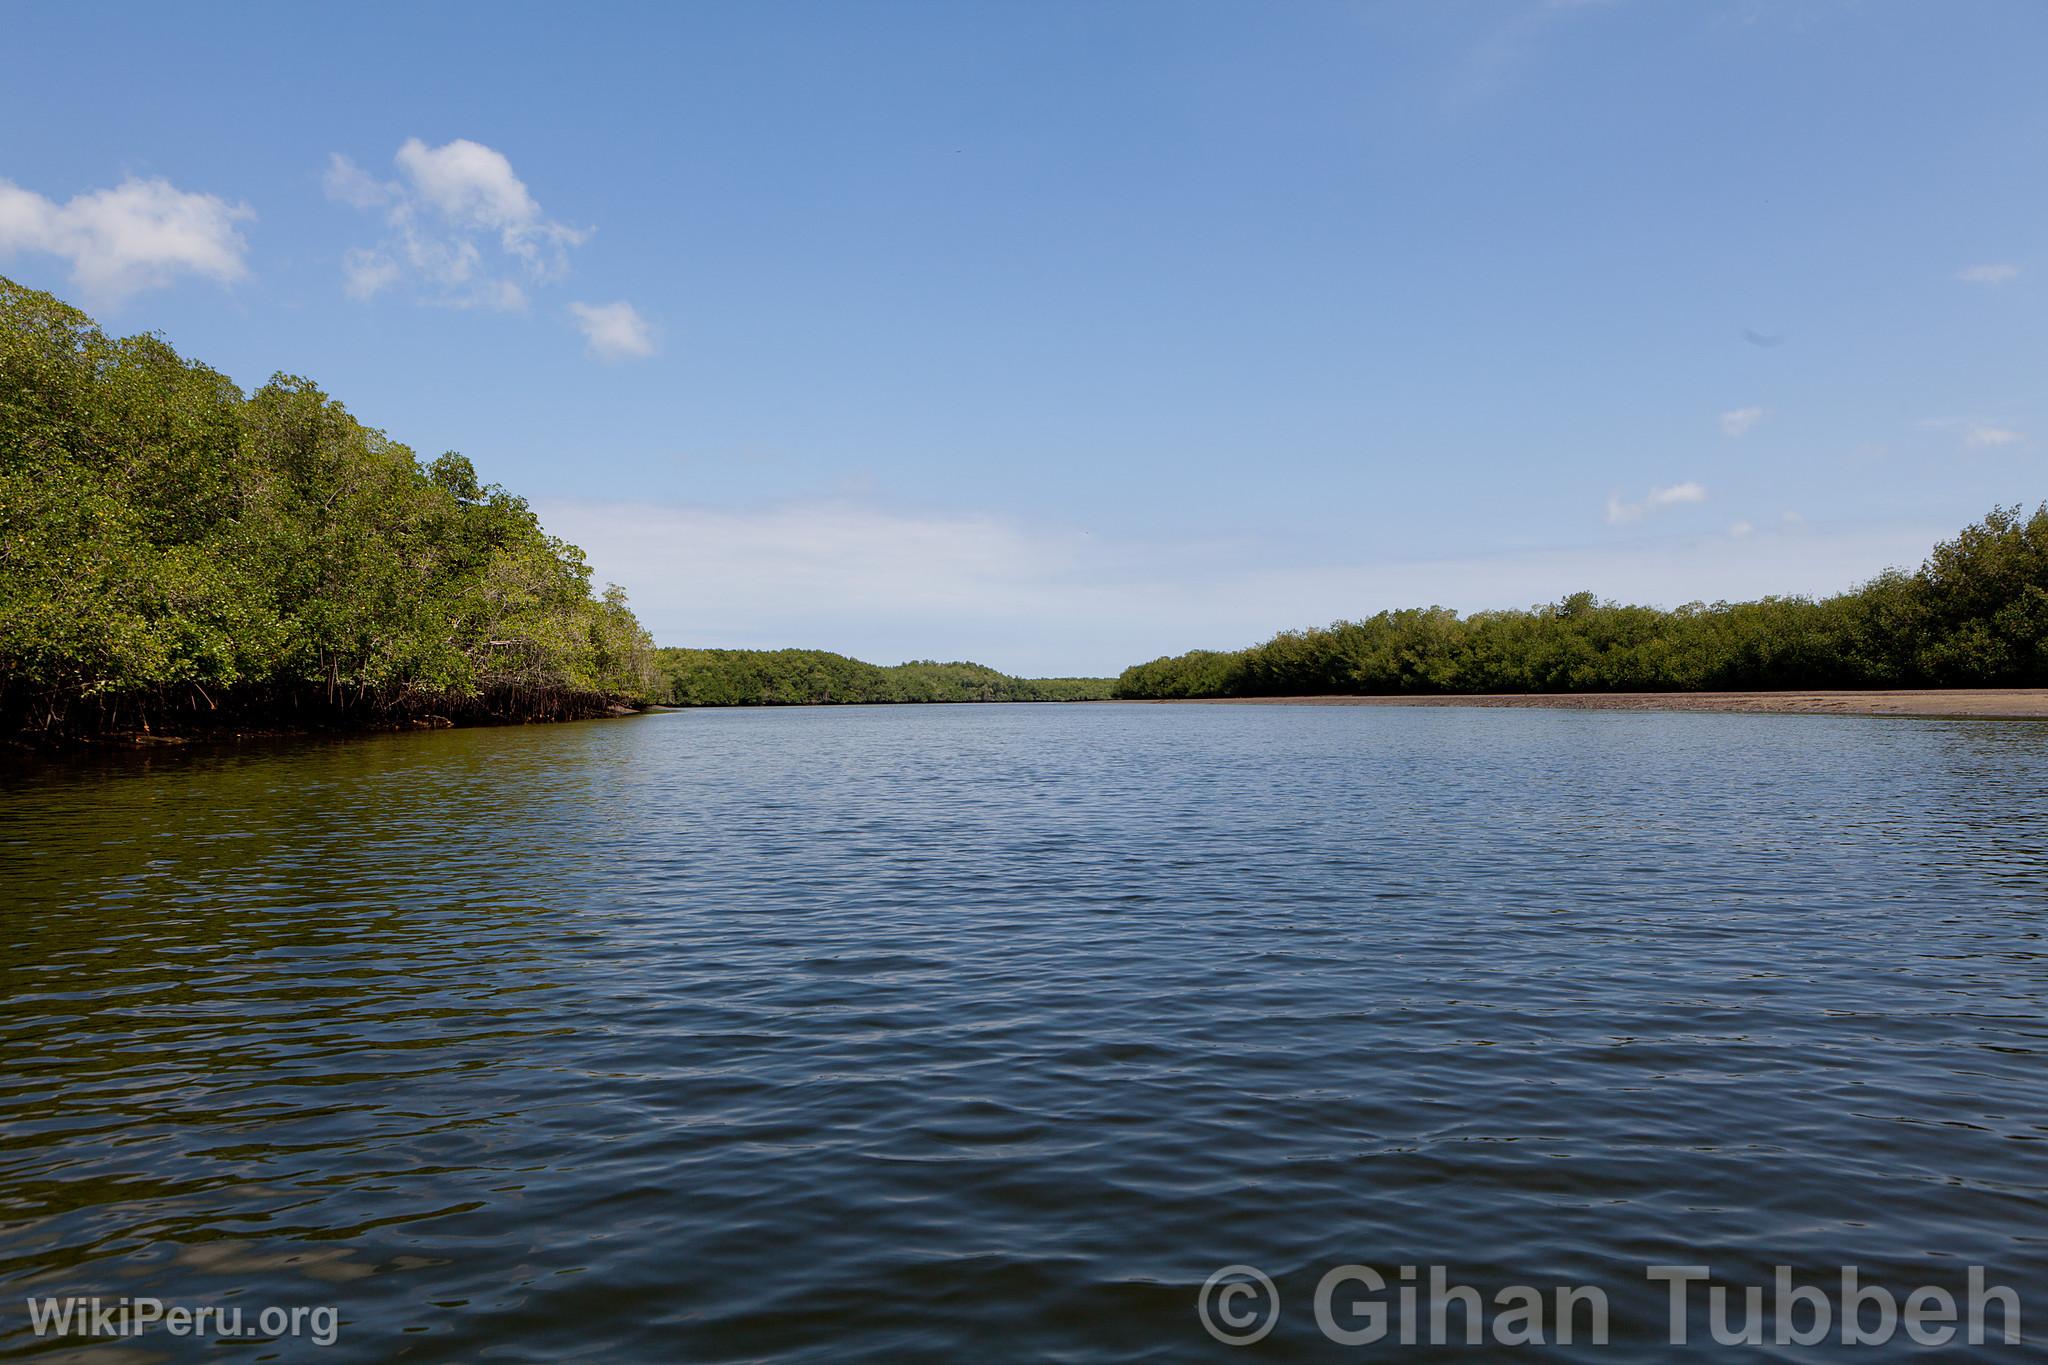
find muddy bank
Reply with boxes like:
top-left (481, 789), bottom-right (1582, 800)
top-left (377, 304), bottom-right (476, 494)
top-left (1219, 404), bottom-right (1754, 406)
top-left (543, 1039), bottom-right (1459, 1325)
top-left (1130, 690), bottom-right (2048, 719)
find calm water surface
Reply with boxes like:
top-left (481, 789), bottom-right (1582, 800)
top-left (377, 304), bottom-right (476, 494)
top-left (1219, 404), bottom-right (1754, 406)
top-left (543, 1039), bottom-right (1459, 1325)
top-left (3, 704), bottom-right (2047, 1360)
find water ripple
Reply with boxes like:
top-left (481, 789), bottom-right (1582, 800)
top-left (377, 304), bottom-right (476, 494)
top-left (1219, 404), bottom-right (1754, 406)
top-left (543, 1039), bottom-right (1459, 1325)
top-left (2, 706), bottom-right (2046, 1358)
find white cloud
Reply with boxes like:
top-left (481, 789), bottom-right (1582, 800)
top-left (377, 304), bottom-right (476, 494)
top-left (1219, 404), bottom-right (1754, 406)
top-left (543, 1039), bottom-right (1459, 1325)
top-left (1728, 520), bottom-right (1754, 539)
top-left (322, 154), bottom-right (390, 210)
top-left (1921, 415), bottom-right (2026, 449)
top-left (1649, 481), bottom-right (1708, 507)
top-left (569, 300), bottom-right (656, 361)
top-left (341, 247), bottom-right (400, 300)
top-left (327, 139), bottom-right (590, 310)
top-left (1956, 263), bottom-right (2019, 285)
top-left (535, 497), bottom-right (1947, 676)
top-left (1606, 481), bottom-right (1707, 525)
top-left (1966, 423), bottom-right (2023, 448)
top-left (1719, 406), bottom-right (1765, 437)
top-left (0, 174), bottom-right (251, 304)
top-left (393, 139), bottom-right (537, 230)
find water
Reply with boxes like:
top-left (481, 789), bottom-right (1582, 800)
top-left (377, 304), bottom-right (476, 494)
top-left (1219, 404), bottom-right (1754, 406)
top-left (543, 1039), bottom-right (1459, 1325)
top-left (3, 704), bottom-right (2046, 1360)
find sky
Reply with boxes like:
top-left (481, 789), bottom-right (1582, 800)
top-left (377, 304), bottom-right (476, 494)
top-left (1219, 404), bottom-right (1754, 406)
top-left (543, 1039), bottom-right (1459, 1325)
top-left (3, 0), bottom-right (2043, 675)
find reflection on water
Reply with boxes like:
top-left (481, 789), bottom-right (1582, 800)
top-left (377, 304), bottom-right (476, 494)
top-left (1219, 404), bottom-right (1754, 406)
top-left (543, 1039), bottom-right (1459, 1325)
top-left (2, 706), bottom-right (2046, 1359)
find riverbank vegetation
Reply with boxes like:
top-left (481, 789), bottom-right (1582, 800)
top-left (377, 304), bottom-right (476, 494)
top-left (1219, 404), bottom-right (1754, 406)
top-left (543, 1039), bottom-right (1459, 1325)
top-left (1, 277), bottom-right (656, 744)
top-left (658, 648), bottom-right (1113, 706)
top-left (1117, 505), bottom-right (2048, 698)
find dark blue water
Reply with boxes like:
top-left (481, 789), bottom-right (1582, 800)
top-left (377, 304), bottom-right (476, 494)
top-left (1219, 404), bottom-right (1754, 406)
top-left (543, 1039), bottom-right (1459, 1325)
top-left (3, 704), bottom-right (2046, 1359)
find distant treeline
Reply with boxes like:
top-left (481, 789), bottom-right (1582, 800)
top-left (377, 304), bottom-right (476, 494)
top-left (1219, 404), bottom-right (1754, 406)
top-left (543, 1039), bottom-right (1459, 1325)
top-left (1, 277), bottom-right (657, 743)
top-left (658, 648), bottom-right (1113, 706)
top-left (1117, 505), bottom-right (2048, 698)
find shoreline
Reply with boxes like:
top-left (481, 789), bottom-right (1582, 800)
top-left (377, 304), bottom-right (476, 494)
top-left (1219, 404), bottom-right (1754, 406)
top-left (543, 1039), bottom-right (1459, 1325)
top-left (5, 702), bottom-right (653, 753)
top-left (1123, 689), bottom-right (2048, 719)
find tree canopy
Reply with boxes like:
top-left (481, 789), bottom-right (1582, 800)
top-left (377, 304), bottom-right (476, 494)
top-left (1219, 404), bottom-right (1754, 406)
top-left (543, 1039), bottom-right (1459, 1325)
top-left (1, 276), bottom-right (655, 741)
top-left (1115, 505), bottom-right (2048, 699)
top-left (657, 649), bottom-right (1112, 706)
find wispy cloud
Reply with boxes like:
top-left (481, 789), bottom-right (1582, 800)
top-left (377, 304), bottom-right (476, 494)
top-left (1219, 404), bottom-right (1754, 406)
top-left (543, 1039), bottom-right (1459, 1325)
top-left (537, 496), bottom-right (1944, 675)
top-left (1966, 423), bottom-right (2023, 448)
top-left (1922, 415), bottom-right (2026, 449)
top-left (1956, 263), bottom-right (2019, 285)
top-left (1728, 520), bottom-right (1754, 540)
top-left (1446, 0), bottom-right (1620, 110)
top-left (341, 248), bottom-right (400, 301)
top-left (1605, 481), bottom-right (1707, 525)
top-left (569, 300), bottom-right (657, 361)
top-left (325, 139), bottom-right (590, 310)
top-left (1652, 481), bottom-right (1708, 507)
top-left (1719, 406), bottom-right (1765, 437)
top-left (0, 174), bottom-right (251, 305)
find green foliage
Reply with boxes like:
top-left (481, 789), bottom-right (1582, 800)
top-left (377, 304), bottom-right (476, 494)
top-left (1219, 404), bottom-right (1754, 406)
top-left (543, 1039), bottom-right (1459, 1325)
top-left (657, 648), bottom-right (1113, 706)
top-left (1116, 505), bottom-right (2048, 699)
top-left (1115, 649), bottom-right (1247, 699)
top-left (0, 276), bottom-right (657, 738)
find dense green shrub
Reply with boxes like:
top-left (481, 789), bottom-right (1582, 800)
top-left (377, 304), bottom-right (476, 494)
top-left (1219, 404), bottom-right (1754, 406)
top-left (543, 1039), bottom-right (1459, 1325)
top-left (657, 648), bottom-right (1113, 706)
top-left (1117, 505), bottom-right (2048, 698)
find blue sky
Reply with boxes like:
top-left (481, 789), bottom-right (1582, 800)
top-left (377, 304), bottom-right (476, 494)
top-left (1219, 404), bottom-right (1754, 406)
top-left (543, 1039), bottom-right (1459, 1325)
top-left (4, 1), bottom-right (2042, 674)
